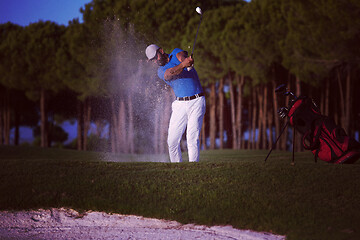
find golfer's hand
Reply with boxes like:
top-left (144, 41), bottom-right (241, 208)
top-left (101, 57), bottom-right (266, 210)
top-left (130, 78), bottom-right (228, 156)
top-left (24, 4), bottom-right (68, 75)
top-left (182, 56), bottom-right (194, 68)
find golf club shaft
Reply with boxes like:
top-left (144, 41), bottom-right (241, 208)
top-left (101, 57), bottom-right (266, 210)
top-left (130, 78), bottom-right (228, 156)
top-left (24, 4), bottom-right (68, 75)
top-left (191, 14), bottom-right (203, 56)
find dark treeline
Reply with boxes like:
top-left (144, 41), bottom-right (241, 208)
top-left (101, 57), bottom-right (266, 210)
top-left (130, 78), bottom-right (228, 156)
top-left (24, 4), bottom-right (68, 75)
top-left (1, 0), bottom-right (359, 153)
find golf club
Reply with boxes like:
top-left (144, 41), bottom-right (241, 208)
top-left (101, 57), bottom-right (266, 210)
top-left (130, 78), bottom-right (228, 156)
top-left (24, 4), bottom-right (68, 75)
top-left (192, 7), bottom-right (203, 56)
top-left (187, 6), bottom-right (203, 71)
top-left (275, 84), bottom-right (297, 100)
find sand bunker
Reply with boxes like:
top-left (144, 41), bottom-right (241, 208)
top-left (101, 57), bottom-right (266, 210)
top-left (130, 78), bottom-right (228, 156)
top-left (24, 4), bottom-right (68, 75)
top-left (0, 208), bottom-right (285, 239)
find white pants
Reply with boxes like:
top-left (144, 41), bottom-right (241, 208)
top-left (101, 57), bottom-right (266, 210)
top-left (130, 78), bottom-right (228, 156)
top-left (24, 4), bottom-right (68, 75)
top-left (167, 96), bottom-right (206, 163)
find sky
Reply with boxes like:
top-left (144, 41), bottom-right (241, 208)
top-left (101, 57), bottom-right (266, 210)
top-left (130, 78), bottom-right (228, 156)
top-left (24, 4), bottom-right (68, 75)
top-left (0, 0), bottom-right (92, 26)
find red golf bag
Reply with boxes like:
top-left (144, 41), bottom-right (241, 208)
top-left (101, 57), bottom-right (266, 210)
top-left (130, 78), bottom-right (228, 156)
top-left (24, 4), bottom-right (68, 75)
top-left (288, 96), bottom-right (360, 164)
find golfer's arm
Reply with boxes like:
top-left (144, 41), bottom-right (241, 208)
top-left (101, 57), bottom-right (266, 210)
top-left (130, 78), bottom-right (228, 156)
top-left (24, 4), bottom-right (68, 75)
top-left (164, 63), bottom-right (186, 81)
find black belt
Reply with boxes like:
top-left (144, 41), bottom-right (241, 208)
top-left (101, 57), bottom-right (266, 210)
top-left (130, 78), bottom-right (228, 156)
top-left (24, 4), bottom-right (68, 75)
top-left (176, 93), bottom-right (204, 101)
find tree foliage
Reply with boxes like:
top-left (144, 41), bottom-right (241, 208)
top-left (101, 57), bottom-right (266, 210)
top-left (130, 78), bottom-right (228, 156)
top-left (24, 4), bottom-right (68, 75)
top-left (1, 0), bottom-right (360, 149)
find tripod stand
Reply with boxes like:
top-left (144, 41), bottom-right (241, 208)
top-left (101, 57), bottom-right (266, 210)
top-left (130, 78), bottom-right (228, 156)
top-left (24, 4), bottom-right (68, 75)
top-left (264, 120), bottom-right (296, 165)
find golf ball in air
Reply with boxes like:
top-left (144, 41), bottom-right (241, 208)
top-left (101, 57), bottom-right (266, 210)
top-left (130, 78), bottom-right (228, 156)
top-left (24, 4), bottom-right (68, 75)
top-left (196, 7), bottom-right (202, 14)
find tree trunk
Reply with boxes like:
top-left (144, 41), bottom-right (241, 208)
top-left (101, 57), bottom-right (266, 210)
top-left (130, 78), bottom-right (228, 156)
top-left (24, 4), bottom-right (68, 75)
top-left (127, 95), bottom-right (134, 154)
top-left (262, 86), bottom-right (268, 149)
top-left (0, 94), bottom-right (3, 145)
top-left (14, 112), bottom-right (20, 145)
top-left (218, 78), bottom-right (224, 149)
top-left (324, 79), bottom-right (330, 116)
top-left (110, 97), bottom-right (117, 153)
top-left (236, 75), bottom-right (244, 149)
top-left (228, 74), bottom-right (237, 149)
top-left (248, 91), bottom-right (252, 150)
top-left (119, 100), bottom-right (126, 153)
top-left (345, 66), bottom-right (351, 134)
top-left (95, 119), bottom-right (105, 138)
top-left (40, 88), bottom-right (48, 148)
top-left (336, 69), bottom-right (346, 126)
top-left (4, 100), bottom-right (10, 146)
top-left (251, 86), bottom-right (257, 149)
top-left (83, 98), bottom-right (91, 151)
top-left (201, 117), bottom-right (207, 150)
top-left (77, 100), bottom-right (84, 151)
top-left (1, 89), bottom-right (11, 146)
top-left (271, 80), bottom-right (279, 149)
top-left (209, 83), bottom-right (216, 149)
top-left (268, 100), bottom-right (274, 150)
top-left (5, 105), bottom-right (10, 145)
top-left (256, 86), bottom-right (263, 150)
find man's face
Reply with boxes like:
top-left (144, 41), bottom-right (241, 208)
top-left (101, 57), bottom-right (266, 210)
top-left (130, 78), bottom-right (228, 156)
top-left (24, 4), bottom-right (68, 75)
top-left (152, 48), bottom-right (168, 66)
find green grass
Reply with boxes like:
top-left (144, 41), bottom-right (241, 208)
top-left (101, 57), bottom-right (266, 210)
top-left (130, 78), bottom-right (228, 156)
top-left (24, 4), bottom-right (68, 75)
top-left (1, 146), bottom-right (360, 240)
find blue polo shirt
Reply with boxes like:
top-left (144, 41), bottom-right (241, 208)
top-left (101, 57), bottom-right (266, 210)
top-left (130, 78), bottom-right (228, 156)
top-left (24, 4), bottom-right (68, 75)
top-left (158, 48), bottom-right (203, 98)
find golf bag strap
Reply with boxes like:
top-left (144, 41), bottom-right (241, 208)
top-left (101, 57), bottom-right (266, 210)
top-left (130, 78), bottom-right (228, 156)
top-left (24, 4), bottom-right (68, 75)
top-left (302, 122), bottom-right (322, 150)
top-left (303, 119), bottom-right (324, 163)
top-left (303, 131), bottom-right (315, 150)
top-left (302, 131), bottom-right (320, 163)
top-left (314, 147), bottom-right (320, 163)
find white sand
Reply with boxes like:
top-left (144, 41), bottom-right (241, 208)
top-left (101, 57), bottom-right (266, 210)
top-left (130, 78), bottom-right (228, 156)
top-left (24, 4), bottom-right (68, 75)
top-left (0, 208), bottom-right (285, 240)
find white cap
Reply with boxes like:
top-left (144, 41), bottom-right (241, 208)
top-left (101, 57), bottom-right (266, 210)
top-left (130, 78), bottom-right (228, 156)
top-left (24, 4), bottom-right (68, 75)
top-left (145, 44), bottom-right (160, 60)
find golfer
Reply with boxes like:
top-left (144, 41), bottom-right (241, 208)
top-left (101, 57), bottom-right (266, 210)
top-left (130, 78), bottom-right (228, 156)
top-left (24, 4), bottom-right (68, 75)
top-left (145, 44), bottom-right (206, 163)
